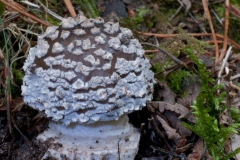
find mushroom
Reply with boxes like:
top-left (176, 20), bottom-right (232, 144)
top-left (22, 15), bottom-right (155, 160)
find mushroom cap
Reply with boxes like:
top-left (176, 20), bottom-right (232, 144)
top-left (22, 15), bottom-right (155, 125)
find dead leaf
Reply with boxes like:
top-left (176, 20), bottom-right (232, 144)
top-left (199, 54), bottom-right (215, 68)
top-left (0, 97), bottom-right (24, 111)
top-left (97, 0), bottom-right (106, 12)
top-left (177, 75), bottom-right (201, 109)
top-left (164, 111), bottom-right (192, 138)
top-left (147, 101), bottom-right (194, 122)
top-left (32, 111), bottom-right (45, 123)
top-left (231, 97), bottom-right (240, 108)
top-left (188, 138), bottom-right (204, 160)
top-left (188, 152), bottom-right (199, 160)
top-left (229, 53), bottom-right (240, 62)
top-left (219, 109), bottom-right (230, 125)
top-left (156, 115), bottom-right (181, 140)
top-left (155, 81), bottom-right (176, 104)
top-left (230, 134), bottom-right (240, 159)
top-left (175, 142), bottom-right (193, 153)
top-left (224, 138), bottom-right (231, 154)
top-left (150, 51), bottom-right (168, 64)
top-left (146, 103), bottom-right (156, 112)
top-left (12, 100), bottom-right (24, 112)
top-left (176, 138), bottom-right (187, 148)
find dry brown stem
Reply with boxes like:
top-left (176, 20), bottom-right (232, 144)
top-left (218, 0), bottom-right (230, 64)
top-left (138, 32), bottom-right (240, 50)
top-left (145, 50), bottom-right (158, 53)
top-left (64, 0), bottom-right (76, 18)
top-left (0, 0), bottom-right (49, 26)
top-left (202, 0), bottom-right (219, 64)
top-left (224, 4), bottom-right (240, 20)
top-left (141, 42), bottom-right (184, 65)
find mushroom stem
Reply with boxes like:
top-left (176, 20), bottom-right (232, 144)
top-left (37, 115), bottom-right (140, 160)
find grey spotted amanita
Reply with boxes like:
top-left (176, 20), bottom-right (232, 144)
top-left (22, 14), bottom-right (155, 160)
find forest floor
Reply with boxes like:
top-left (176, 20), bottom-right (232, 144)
top-left (1, 0), bottom-right (240, 159)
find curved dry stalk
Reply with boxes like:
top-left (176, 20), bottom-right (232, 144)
top-left (0, 17), bottom-right (12, 134)
top-left (0, 0), bottom-right (49, 26)
top-left (141, 42), bottom-right (184, 65)
top-left (224, 4), bottom-right (240, 20)
top-left (218, 0), bottom-right (230, 64)
top-left (64, 0), bottom-right (76, 18)
top-left (145, 49), bottom-right (158, 53)
top-left (202, 0), bottom-right (219, 64)
top-left (138, 32), bottom-right (240, 50)
top-left (3, 24), bottom-right (32, 84)
top-left (21, 0), bottom-right (63, 21)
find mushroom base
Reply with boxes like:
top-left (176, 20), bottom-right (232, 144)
top-left (37, 115), bottom-right (140, 160)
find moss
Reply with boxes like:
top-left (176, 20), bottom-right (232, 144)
top-left (0, 1), bottom-right (4, 16)
top-left (230, 107), bottom-right (240, 123)
top-left (182, 48), bottom-right (240, 160)
top-left (12, 62), bottom-right (23, 81)
top-left (161, 31), bottom-right (208, 56)
top-left (27, 0), bottom-right (61, 26)
top-left (74, 0), bottom-right (99, 18)
top-left (120, 6), bottom-right (151, 30)
top-left (150, 32), bottom-right (240, 159)
top-left (166, 70), bottom-right (191, 93)
top-left (151, 63), bottom-right (163, 76)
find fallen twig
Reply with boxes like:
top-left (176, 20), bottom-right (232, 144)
top-left (21, 1), bottom-right (63, 21)
top-left (145, 49), bottom-right (158, 53)
top-left (0, 0), bottom-right (49, 26)
top-left (210, 5), bottom-right (223, 25)
top-left (138, 32), bottom-right (240, 50)
top-left (141, 42), bottom-right (184, 65)
top-left (224, 4), bottom-right (240, 20)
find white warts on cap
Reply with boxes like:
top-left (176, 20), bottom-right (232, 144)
top-left (22, 14), bottom-right (155, 125)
